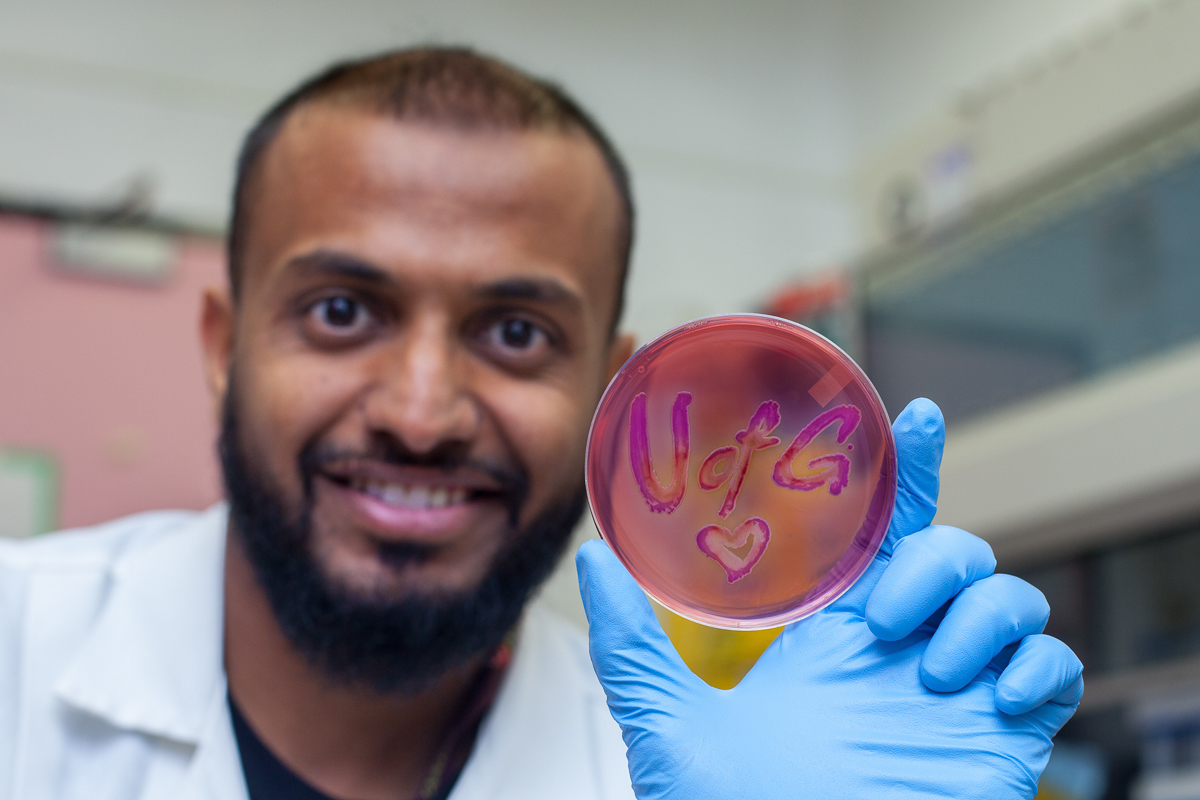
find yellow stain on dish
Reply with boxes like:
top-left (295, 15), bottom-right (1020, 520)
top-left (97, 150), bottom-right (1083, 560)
top-left (653, 602), bottom-right (783, 689)
top-left (1033, 786), bottom-right (1070, 800)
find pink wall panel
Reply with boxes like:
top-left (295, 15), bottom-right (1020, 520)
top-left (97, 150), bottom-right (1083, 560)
top-left (0, 213), bottom-right (224, 529)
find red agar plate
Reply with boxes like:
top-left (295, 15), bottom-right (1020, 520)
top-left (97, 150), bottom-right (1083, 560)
top-left (586, 314), bottom-right (897, 630)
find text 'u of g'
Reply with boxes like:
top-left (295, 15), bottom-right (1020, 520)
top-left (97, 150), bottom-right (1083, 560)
top-left (629, 392), bottom-right (861, 518)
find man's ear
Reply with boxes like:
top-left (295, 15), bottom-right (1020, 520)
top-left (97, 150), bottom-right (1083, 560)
top-left (605, 332), bottom-right (636, 386)
top-left (200, 286), bottom-right (235, 415)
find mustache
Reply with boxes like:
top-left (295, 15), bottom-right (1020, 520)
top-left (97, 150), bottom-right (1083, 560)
top-left (298, 435), bottom-right (530, 526)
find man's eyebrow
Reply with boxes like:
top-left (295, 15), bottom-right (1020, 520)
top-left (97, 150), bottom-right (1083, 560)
top-left (474, 277), bottom-right (583, 311)
top-left (283, 250), bottom-right (397, 287)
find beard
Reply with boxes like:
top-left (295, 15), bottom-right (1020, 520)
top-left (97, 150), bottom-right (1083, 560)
top-left (218, 381), bottom-right (585, 694)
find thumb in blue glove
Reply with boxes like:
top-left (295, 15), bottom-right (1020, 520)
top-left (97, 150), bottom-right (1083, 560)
top-left (578, 398), bottom-right (1083, 800)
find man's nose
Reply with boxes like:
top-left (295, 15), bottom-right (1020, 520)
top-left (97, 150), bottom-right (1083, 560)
top-left (362, 315), bottom-right (480, 454)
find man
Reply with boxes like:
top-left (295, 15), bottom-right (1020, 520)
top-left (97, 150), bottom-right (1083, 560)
top-left (0, 48), bottom-right (1082, 800)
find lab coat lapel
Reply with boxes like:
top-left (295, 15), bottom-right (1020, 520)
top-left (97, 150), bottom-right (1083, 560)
top-left (449, 605), bottom-right (610, 800)
top-left (54, 505), bottom-right (228, 743)
top-left (52, 505), bottom-right (248, 799)
top-left (173, 679), bottom-right (250, 800)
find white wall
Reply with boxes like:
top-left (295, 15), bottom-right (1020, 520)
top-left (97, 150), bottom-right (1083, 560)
top-left (0, 0), bottom-right (861, 343)
top-left (0, 0), bottom-right (1151, 339)
top-left (840, 0), bottom-right (1137, 158)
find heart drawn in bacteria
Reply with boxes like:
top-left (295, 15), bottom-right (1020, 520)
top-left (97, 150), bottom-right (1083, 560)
top-left (696, 517), bottom-right (771, 583)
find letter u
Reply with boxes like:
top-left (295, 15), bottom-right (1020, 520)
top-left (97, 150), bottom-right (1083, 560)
top-left (629, 392), bottom-right (692, 513)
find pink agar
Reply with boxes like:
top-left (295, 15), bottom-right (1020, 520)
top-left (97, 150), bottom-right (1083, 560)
top-left (586, 314), bottom-right (897, 630)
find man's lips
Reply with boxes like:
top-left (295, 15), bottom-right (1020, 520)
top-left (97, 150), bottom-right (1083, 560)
top-left (315, 461), bottom-right (510, 542)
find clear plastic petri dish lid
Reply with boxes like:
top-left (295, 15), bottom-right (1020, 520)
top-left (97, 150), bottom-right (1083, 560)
top-left (586, 314), bottom-right (897, 630)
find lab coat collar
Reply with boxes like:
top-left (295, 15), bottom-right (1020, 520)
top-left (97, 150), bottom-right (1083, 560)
top-left (450, 604), bottom-right (616, 800)
top-left (54, 504), bottom-right (230, 745)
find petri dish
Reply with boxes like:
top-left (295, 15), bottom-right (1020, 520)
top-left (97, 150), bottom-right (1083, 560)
top-left (586, 314), bottom-right (896, 630)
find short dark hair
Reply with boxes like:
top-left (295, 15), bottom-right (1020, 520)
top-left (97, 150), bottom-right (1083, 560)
top-left (227, 46), bottom-right (634, 332)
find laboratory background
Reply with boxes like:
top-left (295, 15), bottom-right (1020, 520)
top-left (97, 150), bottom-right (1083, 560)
top-left (1, 1), bottom-right (1198, 798)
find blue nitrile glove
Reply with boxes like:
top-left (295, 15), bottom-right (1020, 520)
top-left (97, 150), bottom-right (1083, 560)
top-left (577, 398), bottom-right (1084, 800)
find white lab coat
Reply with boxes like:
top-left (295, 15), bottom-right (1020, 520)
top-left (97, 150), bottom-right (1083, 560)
top-left (0, 505), bottom-right (636, 800)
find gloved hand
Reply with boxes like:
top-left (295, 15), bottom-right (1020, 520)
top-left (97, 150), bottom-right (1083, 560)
top-left (577, 398), bottom-right (1084, 800)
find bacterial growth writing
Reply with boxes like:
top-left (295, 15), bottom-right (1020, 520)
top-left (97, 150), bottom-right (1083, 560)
top-left (629, 391), bottom-right (861, 582)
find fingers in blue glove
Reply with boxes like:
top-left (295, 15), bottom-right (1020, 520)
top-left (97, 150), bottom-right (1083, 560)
top-left (995, 634), bottom-right (1085, 716)
top-left (920, 573), bottom-right (1050, 693)
top-left (865, 525), bottom-right (997, 641)
top-left (827, 399), bottom-right (946, 616)
top-left (883, 398), bottom-right (944, 551)
top-left (576, 539), bottom-right (699, 717)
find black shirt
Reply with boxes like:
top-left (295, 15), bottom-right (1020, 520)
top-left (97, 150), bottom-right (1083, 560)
top-left (227, 642), bottom-right (507, 800)
top-left (230, 692), bottom-right (337, 800)
top-left (228, 640), bottom-right (510, 800)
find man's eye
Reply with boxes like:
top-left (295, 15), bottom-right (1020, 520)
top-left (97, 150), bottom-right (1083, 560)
top-left (478, 316), bottom-right (555, 367)
top-left (304, 295), bottom-right (374, 340)
top-left (498, 318), bottom-right (538, 349)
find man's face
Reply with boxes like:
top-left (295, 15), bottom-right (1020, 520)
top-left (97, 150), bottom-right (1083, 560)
top-left (206, 105), bottom-right (631, 606)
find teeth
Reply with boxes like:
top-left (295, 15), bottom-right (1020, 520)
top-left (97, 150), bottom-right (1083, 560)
top-left (381, 484), bottom-right (409, 506)
top-left (355, 480), bottom-right (469, 509)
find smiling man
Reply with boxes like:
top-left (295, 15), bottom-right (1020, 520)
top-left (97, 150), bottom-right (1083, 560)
top-left (209, 53), bottom-right (637, 799)
top-left (0, 48), bottom-right (1083, 800)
